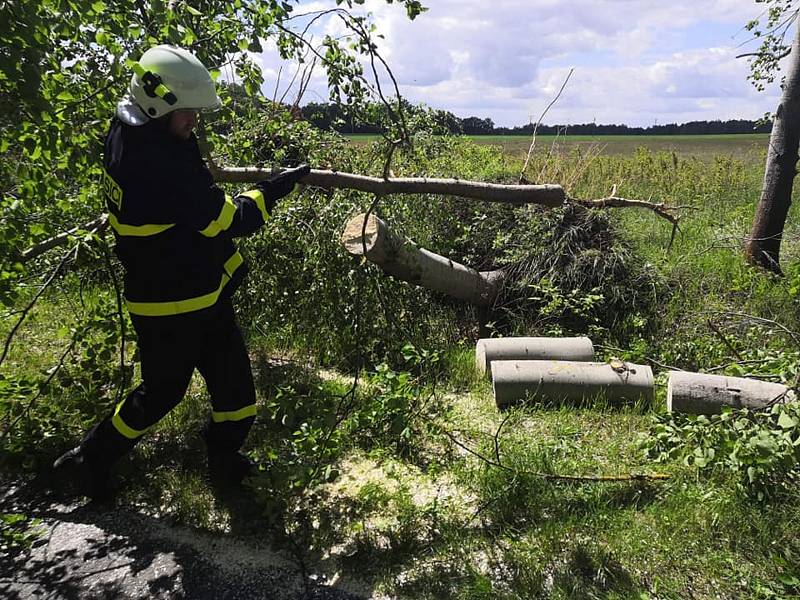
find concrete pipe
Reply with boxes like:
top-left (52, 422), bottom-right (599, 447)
top-left (667, 371), bottom-right (796, 414)
top-left (475, 337), bottom-right (594, 378)
top-left (491, 360), bottom-right (654, 409)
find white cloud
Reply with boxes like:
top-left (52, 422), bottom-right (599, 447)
top-left (255, 0), bottom-right (784, 126)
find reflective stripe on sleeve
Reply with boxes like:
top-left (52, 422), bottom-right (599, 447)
top-left (238, 189), bottom-right (269, 221)
top-left (199, 196), bottom-right (238, 237)
top-left (125, 251), bottom-right (244, 317)
top-left (211, 404), bottom-right (257, 423)
top-left (223, 250), bottom-right (243, 276)
top-left (109, 213), bottom-right (175, 237)
top-left (111, 399), bottom-right (149, 440)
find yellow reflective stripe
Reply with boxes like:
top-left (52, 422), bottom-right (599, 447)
top-left (109, 213), bottom-right (174, 237)
top-left (238, 189), bottom-right (269, 221)
top-left (125, 251), bottom-right (244, 317)
top-left (112, 400), bottom-right (149, 440)
top-left (126, 274), bottom-right (230, 316)
top-left (224, 251), bottom-right (243, 276)
top-left (199, 197), bottom-right (238, 237)
top-left (211, 404), bottom-right (257, 423)
top-left (154, 83), bottom-right (170, 98)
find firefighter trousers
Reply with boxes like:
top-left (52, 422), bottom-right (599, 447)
top-left (80, 298), bottom-right (256, 470)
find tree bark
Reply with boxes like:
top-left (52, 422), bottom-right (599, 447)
top-left (667, 371), bottom-right (795, 414)
top-left (19, 216), bottom-right (108, 263)
top-left (746, 24), bottom-right (800, 273)
top-left (211, 166), bottom-right (566, 207)
top-left (491, 360), bottom-right (654, 408)
top-left (341, 213), bottom-right (505, 306)
top-left (475, 337), bottom-right (595, 378)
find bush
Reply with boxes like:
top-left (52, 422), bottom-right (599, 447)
top-left (642, 401), bottom-right (800, 500)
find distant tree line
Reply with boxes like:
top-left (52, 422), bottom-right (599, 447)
top-left (300, 102), bottom-right (772, 136)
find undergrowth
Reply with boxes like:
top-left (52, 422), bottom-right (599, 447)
top-left (2, 124), bottom-right (800, 598)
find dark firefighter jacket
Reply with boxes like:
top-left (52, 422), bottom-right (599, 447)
top-left (102, 118), bottom-right (272, 317)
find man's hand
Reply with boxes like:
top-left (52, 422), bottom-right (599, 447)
top-left (257, 164), bottom-right (310, 203)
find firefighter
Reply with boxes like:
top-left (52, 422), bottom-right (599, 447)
top-left (52, 45), bottom-right (309, 500)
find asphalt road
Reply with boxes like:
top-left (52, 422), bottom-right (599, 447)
top-left (0, 482), bottom-right (371, 600)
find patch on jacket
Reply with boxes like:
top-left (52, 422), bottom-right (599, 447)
top-left (102, 169), bottom-right (123, 211)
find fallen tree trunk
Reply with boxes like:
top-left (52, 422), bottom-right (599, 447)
top-left (667, 371), bottom-right (795, 414)
top-left (342, 213), bottom-right (504, 306)
top-left (211, 166), bottom-right (566, 206)
top-left (491, 360), bottom-right (654, 408)
top-left (476, 337), bottom-right (594, 378)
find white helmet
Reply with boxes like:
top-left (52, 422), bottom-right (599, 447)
top-left (128, 45), bottom-right (221, 119)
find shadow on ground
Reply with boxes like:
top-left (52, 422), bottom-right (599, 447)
top-left (0, 480), bottom-right (370, 600)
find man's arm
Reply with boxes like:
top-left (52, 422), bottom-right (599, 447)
top-left (166, 162), bottom-right (310, 238)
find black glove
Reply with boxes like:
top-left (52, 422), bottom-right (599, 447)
top-left (256, 164), bottom-right (310, 207)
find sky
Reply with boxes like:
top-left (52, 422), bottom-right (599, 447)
top-left (250, 0), bottom-right (787, 128)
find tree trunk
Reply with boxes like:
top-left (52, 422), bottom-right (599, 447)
top-left (475, 337), bottom-right (595, 378)
top-left (341, 213), bottom-right (504, 306)
top-left (667, 371), bottom-right (795, 414)
top-left (746, 24), bottom-right (800, 273)
top-left (491, 360), bottom-right (654, 408)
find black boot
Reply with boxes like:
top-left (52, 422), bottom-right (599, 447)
top-left (51, 446), bottom-right (113, 503)
top-left (207, 451), bottom-right (257, 488)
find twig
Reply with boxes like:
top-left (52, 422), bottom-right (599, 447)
top-left (493, 412), bottom-right (512, 466)
top-left (736, 49), bottom-right (792, 60)
top-left (0, 243), bottom-right (78, 371)
top-left (520, 68), bottom-right (574, 183)
top-left (436, 421), bottom-right (669, 482)
top-left (706, 319), bottom-right (744, 361)
top-left (706, 359), bottom-right (773, 373)
top-left (19, 216), bottom-right (108, 263)
top-left (723, 311), bottom-right (800, 347)
top-left (595, 343), bottom-right (683, 372)
top-left (100, 236), bottom-right (127, 406)
top-left (0, 337), bottom-right (78, 444)
top-left (571, 187), bottom-right (697, 248)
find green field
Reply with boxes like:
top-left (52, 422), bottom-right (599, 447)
top-left (348, 133), bottom-right (770, 163)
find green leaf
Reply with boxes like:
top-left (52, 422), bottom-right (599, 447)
top-left (186, 6), bottom-right (203, 16)
top-left (91, 1), bottom-right (106, 12)
top-left (56, 90), bottom-right (74, 101)
top-left (95, 29), bottom-right (108, 46)
top-left (778, 412), bottom-right (797, 430)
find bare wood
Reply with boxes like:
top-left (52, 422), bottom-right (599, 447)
top-left (668, 371), bottom-right (796, 414)
top-left (210, 165), bottom-right (567, 207)
top-left (342, 213), bottom-right (505, 306)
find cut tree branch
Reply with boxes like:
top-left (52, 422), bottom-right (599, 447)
top-left (19, 216), bottom-right (108, 263)
top-left (18, 172), bottom-right (691, 263)
top-left (211, 165), bottom-right (567, 206)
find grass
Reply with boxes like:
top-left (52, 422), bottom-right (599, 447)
top-left (2, 135), bottom-right (800, 599)
top-left (347, 133), bottom-right (770, 163)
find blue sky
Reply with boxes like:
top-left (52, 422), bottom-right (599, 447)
top-left (252, 1), bottom-right (785, 127)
